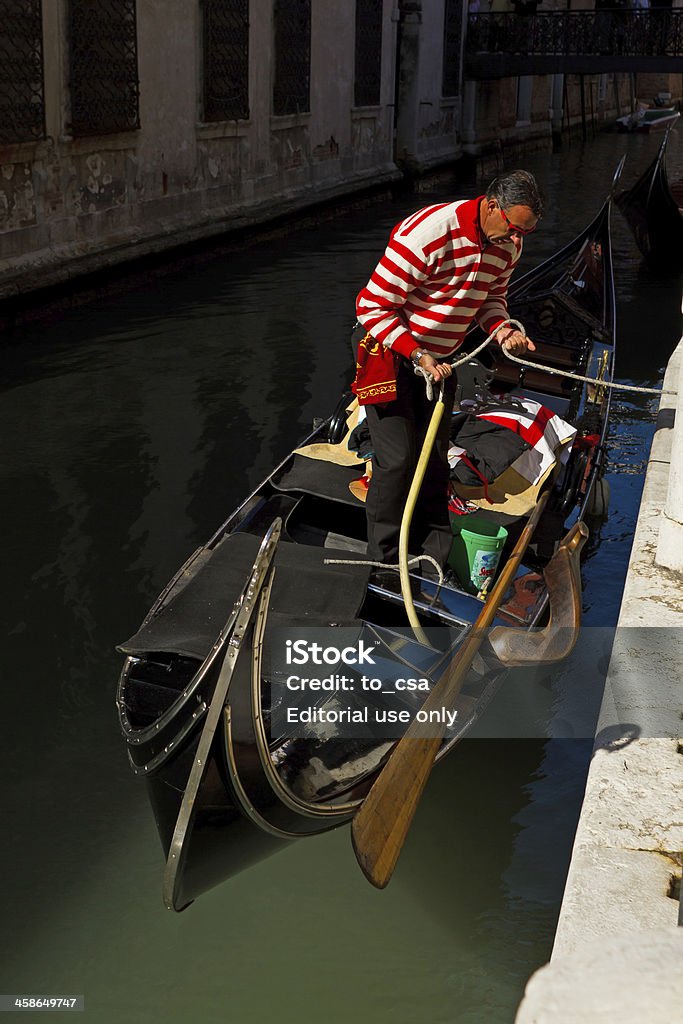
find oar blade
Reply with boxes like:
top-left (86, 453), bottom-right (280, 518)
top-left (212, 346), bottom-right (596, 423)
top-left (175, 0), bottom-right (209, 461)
top-left (351, 732), bottom-right (443, 888)
top-left (350, 493), bottom-right (552, 889)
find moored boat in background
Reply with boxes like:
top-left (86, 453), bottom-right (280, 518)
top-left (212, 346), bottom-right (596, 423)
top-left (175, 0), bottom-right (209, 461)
top-left (116, 166), bottom-right (621, 911)
top-left (616, 106), bottom-right (680, 133)
top-left (616, 127), bottom-right (683, 267)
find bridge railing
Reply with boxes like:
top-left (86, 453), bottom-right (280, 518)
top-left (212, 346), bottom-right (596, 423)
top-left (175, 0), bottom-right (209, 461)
top-left (465, 9), bottom-right (683, 59)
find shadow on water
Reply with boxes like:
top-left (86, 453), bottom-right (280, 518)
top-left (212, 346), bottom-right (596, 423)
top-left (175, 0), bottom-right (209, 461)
top-left (1, 129), bottom-right (680, 1023)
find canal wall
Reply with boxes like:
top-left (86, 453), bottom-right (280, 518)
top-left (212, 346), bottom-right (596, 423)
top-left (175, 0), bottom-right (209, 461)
top-left (516, 337), bottom-right (683, 1020)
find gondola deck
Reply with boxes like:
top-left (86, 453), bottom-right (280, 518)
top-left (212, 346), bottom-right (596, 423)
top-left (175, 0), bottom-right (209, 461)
top-left (117, 169), bottom-right (620, 910)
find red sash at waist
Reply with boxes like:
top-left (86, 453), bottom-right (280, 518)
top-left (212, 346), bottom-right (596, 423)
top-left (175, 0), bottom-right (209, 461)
top-left (351, 331), bottom-right (399, 406)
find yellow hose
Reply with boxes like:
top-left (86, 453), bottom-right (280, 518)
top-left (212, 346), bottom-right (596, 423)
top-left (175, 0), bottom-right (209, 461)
top-left (398, 384), bottom-right (445, 645)
top-left (396, 319), bottom-right (526, 642)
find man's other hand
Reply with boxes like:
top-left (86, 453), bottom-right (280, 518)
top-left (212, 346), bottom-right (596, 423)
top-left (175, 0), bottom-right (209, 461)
top-left (495, 327), bottom-right (536, 355)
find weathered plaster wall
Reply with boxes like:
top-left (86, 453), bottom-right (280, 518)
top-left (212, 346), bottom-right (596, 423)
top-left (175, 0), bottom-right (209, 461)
top-left (414, 0), bottom-right (462, 168)
top-left (393, 0), bottom-right (465, 173)
top-left (1, 0), bottom-right (645, 301)
top-left (0, 0), bottom-right (400, 300)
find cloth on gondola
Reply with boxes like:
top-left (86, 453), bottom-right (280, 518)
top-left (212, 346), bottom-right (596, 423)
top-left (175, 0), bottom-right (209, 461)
top-left (347, 418), bottom-right (375, 461)
top-left (289, 392), bottom-right (575, 519)
top-left (449, 396), bottom-right (575, 485)
top-left (450, 395), bottom-right (577, 516)
top-left (449, 413), bottom-right (530, 489)
top-left (293, 400), bottom-right (364, 466)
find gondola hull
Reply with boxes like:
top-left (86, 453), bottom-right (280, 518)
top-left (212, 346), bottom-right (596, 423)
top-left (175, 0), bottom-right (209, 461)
top-left (616, 128), bottom-right (683, 267)
top-left (117, 174), bottom-right (619, 910)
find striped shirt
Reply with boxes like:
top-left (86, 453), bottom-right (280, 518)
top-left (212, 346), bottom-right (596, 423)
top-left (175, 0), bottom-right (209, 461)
top-left (356, 196), bottom-right (522, 360)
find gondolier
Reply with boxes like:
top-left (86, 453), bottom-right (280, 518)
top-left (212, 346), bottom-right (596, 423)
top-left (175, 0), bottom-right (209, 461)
top-left (353, 169), bottom-right (543, 572)
top-left (118, 164), bottom-right (618, 909)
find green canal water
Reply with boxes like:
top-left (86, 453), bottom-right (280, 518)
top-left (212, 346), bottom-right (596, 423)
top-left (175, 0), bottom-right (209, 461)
top-left (1, 130), bottom-right (681, 1023)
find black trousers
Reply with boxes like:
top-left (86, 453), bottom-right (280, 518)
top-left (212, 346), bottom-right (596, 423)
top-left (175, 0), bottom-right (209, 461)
top-left (365, 362), bottom-right (456, 571)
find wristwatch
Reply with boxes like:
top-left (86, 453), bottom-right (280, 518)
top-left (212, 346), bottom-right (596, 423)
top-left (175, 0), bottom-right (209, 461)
top-left (411, 348), bottom-right (428, 366)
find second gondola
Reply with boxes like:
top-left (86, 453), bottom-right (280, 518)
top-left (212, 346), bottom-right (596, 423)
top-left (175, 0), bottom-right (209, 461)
top-left (616, 127), bottom-right (683, 267)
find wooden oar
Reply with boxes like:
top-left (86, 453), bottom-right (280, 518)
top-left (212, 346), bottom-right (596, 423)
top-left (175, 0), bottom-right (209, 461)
top-left (351, 490), bottom-right (551, 889)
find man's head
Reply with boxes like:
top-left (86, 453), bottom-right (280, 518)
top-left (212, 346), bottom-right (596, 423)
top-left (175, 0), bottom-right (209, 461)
top-left (481, 170), bottom-right (543, 243)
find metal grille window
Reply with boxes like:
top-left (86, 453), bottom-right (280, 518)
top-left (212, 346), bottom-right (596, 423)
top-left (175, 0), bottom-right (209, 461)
top-left (0, 0), bottom-right (45, 144)
top-left (354, 0), bottom-right (383, 107)
top-left (202, 0), bottom-right (249, 122)
top-left (442, 0), bottom-right (462, 97)
top-left (273, 0), bottom-right (310, 116)
top-left (68, 0), bottom-right (140, 137)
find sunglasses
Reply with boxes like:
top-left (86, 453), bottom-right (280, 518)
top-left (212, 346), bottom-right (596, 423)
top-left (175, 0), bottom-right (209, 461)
top-left (498, 205), bottom-right (537, 236)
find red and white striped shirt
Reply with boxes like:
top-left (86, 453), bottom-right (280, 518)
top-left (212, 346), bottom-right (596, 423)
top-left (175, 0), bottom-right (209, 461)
top-left (356, 196), bottom-right (522, 360)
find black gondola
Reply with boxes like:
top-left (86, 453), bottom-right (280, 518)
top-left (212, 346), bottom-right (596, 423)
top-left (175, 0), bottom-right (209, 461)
top-left (616, 127), bottom-right (683, 267)
top-left (117, 168), bottom-right (620, 911)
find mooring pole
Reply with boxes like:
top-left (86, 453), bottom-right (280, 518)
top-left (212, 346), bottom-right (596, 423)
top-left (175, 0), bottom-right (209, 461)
top-left (580, 74), bottom-right (587, 142)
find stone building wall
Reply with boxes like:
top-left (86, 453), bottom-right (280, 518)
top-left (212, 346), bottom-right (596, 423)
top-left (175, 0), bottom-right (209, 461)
top-left (0, 0), bottom-right (401, 300)
top-left (1, 0), bottom-right (675, 302)
top-left (463, 75), bottom-right (553, 161)
top-left (414, 0), bottom-right (464, 169)
top-left (562, 73), bottom-right (634, 133)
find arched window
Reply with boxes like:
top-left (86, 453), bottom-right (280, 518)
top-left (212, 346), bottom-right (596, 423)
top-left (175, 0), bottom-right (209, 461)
top-left (202, 0), bottom-right (249, 123)
top-left (354, 0), bottom-right (383, 107)
top-left (442, 0), bottom-right (462, 97)
top-left (273, 0), bottom-right (310, 116)
top-left (68, 0), bottom-right (140, 136)
top-left (0, 0), bottom-right (45, 144)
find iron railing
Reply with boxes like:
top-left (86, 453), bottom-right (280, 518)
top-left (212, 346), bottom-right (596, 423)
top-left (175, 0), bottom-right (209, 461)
top-left (202, 0), bottom-right (249, 122)
top-left (442, 0), bottom-right (463, 97)
top-left (466, 9), bottom-right (683, 59)
top-left (68, 0), bottom-right (140, 136)
top-left (273, 0), bottom-right (311, 116)
top-left (354, 0), bottom-right (383, 107)
top-left (0, 0), bottom-right (45, 145)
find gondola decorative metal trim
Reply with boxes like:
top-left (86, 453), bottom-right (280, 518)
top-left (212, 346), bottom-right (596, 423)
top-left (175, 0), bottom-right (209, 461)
top-left (162, 519), bottom-right (284, 910)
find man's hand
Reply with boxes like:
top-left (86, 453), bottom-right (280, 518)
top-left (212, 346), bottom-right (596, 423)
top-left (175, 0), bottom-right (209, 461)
top-left (495, 326), bottom-right (536, 355)
top-left (413, 351), bottom-right (453, 381)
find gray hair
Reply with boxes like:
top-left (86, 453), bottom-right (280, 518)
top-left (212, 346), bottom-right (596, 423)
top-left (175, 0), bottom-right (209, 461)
top-left (486, 170), bottom-right (543, 217)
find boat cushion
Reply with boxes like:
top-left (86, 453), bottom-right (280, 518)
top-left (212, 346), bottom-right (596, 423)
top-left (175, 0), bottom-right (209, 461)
top-left (119, 533), bottom-right (371, 660)
top-left (272, 453), bottom-right (367, 507)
